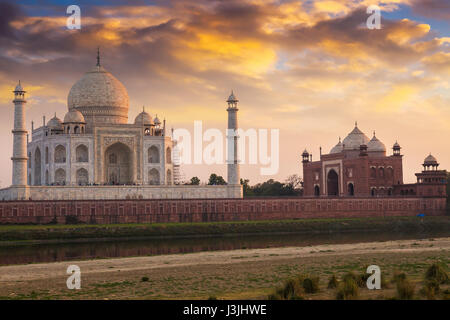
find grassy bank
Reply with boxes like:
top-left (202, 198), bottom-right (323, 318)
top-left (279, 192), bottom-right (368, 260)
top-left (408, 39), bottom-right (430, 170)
top-left (0, 216), bottom-right (449, 242)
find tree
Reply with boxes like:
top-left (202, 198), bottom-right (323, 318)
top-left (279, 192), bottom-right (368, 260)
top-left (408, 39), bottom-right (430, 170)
top-left (188, 176), bottom-right (200, 185)
top-left (241, 176), bottom-right (303, 197)
top-left (285, 174), bottom-right (303, 189)
top-left (208, 173), bottom-right (227, 185)
top-left (240, 178), bottom-right (254, 196)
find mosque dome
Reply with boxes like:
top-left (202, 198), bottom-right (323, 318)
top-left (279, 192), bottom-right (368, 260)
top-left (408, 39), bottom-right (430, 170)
top-left (367, 132), bottom-right (386, 152)
top-left (64, 108), bottom-right (85, 123)
top-left (67, 52), bottom-right (129, 125)
top-left (424, 154), bottom-right (438, 165)
top-left (134, 110), bottom-right (152, 125)
top-left (47, 115), bottom-right (63, 129)
top-left (342, 123), bottom-right (370, 150)
top-left (393, 141), bottom-right (400, 148)
top-left (330, 138), bottom-right (343, 154)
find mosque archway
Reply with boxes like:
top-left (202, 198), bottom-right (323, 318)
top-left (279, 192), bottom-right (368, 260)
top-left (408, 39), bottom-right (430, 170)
top-left (348, 183), bottom-right (354, 196)
top-left (314, 185), bottom-right (320, 196)
top-left (104, 142), bottom-right (132, 185)
top-left (34, 148), bottom-right (41, 186)
top-left (327, 169), bottom-right (339, 196)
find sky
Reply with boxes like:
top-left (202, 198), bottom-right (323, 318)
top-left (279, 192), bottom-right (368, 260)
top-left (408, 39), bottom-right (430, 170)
top-left (0, 0), bottom-right (448, 187)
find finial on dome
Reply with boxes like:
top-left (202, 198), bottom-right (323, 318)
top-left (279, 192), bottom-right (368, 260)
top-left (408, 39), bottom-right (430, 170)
top-left (339, 136), bottom-right (341, 143)
top-left (96, 47), bottom-right (101, 67)
top-left (355, 121), bottom-right (358, 127)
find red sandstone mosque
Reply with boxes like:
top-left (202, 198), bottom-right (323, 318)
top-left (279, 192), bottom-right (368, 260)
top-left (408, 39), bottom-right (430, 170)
top-left (302, 123), bottom-right (447, 198)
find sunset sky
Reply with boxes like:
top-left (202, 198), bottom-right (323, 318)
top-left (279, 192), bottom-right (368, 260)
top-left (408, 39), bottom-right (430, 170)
top-left (0, 0), bottom-right (448, 187)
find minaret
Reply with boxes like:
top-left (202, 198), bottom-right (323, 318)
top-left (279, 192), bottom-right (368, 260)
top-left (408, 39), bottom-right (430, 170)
top-left (226, 90), bottom-right (240, 186)
top-left (11, 81), bottom-right (28, 187)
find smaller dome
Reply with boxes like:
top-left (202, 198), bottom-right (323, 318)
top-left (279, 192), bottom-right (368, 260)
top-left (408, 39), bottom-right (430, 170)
top-left (134, 110), bottom-right (152, 125)
top-left (393, 141), bottom-right (400, 149)
top-left (153, 115), bottom-right (161, 125)
top-left (330, 137), bottom-right (343, 154)
top-left (302, 149), bottom-right (309, 156)
top-left (367, 132), bottom-right (386, 152)
top-left (47, 115), bottom-right (63, 129)
top-left (424, 154), bottom-right (438, 165)
top-left (64, 108), bottom-right (85, 123)
top-left (342, 123), bottom-right (370, 150)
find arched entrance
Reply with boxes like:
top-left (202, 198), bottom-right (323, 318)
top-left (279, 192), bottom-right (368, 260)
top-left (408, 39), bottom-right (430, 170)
top-left (327, 169), bottom-right (339, 196)
top-left (104, 143), bottom-right (132, 185)
top-left (314, 185), bottom-right (320, 196)
top-left (348, 183), bottom-right (354, 196)
top-left (76, 168), bottom-right (89, 185)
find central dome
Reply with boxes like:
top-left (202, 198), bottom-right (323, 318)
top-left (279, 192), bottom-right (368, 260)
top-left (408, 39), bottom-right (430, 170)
top-left (67, 63), bottom-right (129, 125)
top-left (342, 124), bottom-right (370, 150)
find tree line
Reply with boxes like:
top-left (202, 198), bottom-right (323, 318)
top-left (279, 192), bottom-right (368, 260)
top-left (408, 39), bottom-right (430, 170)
top-left (185, 174), bottom-right (303, 197)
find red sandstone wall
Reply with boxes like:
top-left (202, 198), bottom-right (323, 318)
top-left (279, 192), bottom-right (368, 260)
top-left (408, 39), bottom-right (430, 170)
top-left (0, 197), bottom-right (447, 224)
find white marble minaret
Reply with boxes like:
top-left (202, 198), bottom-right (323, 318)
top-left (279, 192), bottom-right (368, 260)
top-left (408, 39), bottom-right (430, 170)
top-left (11, 81), bottom-right (28, 187)
top-left (226, 91), bottom-right (240, 186)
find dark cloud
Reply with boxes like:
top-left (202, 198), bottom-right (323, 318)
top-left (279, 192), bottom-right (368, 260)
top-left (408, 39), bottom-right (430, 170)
top-left (410, 0), bottom-right (450, 20)
top-left (0, 1), bottom-right (24, 38)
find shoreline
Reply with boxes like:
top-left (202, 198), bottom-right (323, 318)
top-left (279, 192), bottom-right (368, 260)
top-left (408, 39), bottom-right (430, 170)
top-left (0, 216), bottom-right (449, 244)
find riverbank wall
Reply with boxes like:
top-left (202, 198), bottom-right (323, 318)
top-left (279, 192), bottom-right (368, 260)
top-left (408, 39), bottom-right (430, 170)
top-left (0, 196), bottom-right (446, 224)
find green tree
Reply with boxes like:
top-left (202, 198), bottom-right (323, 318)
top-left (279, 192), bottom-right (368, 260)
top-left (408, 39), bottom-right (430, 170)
top-left (208, 173), bottom-right (227, 185)
top-left (188, 176), bottom-right (200, 185)
top-left (240, 178), bottom-right (254, 196)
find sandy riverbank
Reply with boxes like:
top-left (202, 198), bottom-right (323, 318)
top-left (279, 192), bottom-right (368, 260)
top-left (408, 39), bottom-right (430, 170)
top-left (0, 237), bottom-right (448, 299)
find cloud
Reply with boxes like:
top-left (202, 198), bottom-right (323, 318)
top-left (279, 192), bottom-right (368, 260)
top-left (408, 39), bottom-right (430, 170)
top-left (0, 0), bottom-right (448, 185)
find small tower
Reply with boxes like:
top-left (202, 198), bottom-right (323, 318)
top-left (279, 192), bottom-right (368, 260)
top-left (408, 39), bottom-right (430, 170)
top-left (11, 81), bottom-right (28, 188)
top-left (226, 90), bottom-right (240, 186)
top-left (393, 141), bottom-right (401, 156)
top-left (302, 149), bottom-right (310, 163)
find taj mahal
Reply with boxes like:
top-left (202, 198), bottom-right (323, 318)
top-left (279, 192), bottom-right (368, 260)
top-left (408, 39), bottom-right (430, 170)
top-left (0, 51), bottom-right (242, 201)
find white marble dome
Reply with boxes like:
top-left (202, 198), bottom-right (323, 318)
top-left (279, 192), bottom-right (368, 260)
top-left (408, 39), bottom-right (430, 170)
top-left (330, 138), bottom-right (343, 154)
top-left (67, 65), bottom-right (129, 124)
top-left (367, 133), bottom-right (386, 152)
top-left (47, 115), bottom-right (63, 129)
top-left (134, 110), bottom-right (152, 125)
top-left (64, 108), bottom-right (85, 123)
top-left (342, 124), bottom-right (370, 150)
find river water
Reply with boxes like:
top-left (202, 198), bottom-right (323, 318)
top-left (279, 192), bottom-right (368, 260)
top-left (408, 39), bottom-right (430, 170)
top-left (1, 230), bottom-right (449, 266)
